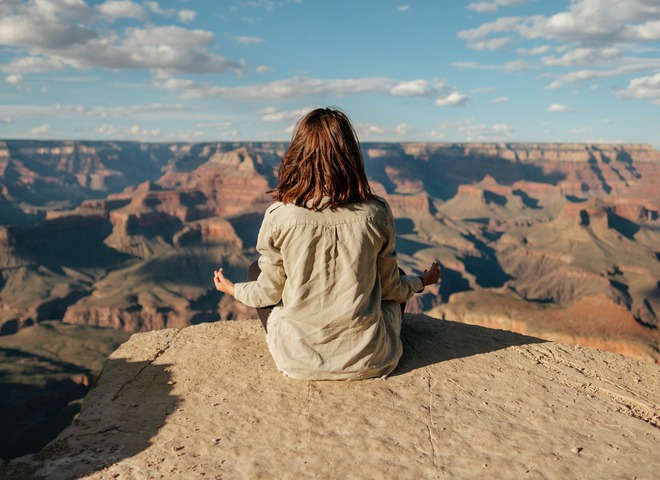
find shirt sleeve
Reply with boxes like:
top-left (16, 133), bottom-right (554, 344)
top-left (233, 211), bottom-right (285, 308)
top-left (377, 201), bottom-right (424, 303)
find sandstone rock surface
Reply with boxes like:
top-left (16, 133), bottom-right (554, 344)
top-left (4, 315), bottom-right (658, 480)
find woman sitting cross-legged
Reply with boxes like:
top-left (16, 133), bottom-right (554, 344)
top-left (214, 107), bottom-right (441, 380)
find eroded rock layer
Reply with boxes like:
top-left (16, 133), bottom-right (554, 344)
top-left (0, 141), bottom-right (658, 360)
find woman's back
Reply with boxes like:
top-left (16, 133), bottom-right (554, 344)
top-left (214, 107), bottom-right (440, 380)
top-left (258, 197), bottom-right (402, 380)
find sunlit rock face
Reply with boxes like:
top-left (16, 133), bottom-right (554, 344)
top-left (0, 140), bottom-right (658, 361)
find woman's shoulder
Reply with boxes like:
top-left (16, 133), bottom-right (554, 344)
top-left (264, 197), bottom-right (392, 227)
top-left (366, 195), bottom-right (393, 218)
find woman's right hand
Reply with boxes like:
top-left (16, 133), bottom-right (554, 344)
top-left (214, 268), bottom-right (235, 297)
top-left (421, 262), bottom-right (441, 286)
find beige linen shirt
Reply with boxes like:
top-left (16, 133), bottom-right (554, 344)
top-left (234, 196), bottom-right (423, 380)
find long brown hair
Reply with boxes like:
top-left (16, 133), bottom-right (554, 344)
top-left (273, 107), bottom-right (373, 210)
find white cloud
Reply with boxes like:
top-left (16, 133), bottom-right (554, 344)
top-left (356, 124), bottom-right (387, 138)
top-left (0, 56), bottom-right (68, 74)
top-left (0, 102), bottom-right (201, 124)
top-left (452, 61), bottom-right (501, 70)
top-left (567, 127), bottom-right (592, 135)
top-left (504, 59), bottom-right (536, 71)
top-left (95, 123), bottom-right (162, 138)
top-left (517, 45), bottom-right (551, 56)
top-left (96, 1), bottom-right (146, 21)
top-left (467, 0), bottom-right (527, 14)
top-left (259, 106), bottom-right (314, 122)
top-left (519, 1), bottom-right (660, 43)
top-left (96, 123), bottom-right (119, 135)
top-left (144, 1), bottom-right (175, 16)
top-left (394, 123), bottom-right (410, 135)
top-left (128, 124), bottom-right (160, 136)
top-left (155, 75), bottom-right (469, 106)
top-left (458, 0), bottom-right (660, 100)
top-left (458, 17), bottom-right (521, 42)
top-left (547, 63), bottom-right (656, 89)
top-left (397, 5), bottom-right (410, 12)
top-left (389, 79), bottom-right (437, 96)
top-left (491, 95), bottom-right (509, 104)
top-left (617, 72), bottom-right (660, 103)
top-left (31, 123), bottom-right (50, 135)
top-left (423, 130), bottom-right (446, 140)
top-left (436, 118), bottom-right (516, 141)
top-left (463, 0), bottom-right (660, 45)
top-left (178, 9), bottom-right (197, 22)
top-left (0, 12), bottom-right (97, 50)
top-left (0, 2), bottom-right (242, 75)
top-left (436, 91), bottom-right (470, 106)
top-left (547, 103), bottom-right (569, 112)
top-left (255, 65), bottom-right (273, 74)
top-left (5, 74), bottom-right (23, 86)
top-left (233, 35), bottom-right (265, 44)
top-left (469, 37), bottom-right (511, 51)
top-left (542, 47), bottom-right (622, 67)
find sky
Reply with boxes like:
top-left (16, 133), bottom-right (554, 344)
top-left (0, 0), bottom-right (659, 146)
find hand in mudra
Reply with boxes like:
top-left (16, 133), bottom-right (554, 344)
top-left (214, 268), bottom-right (235, 296)
top-left (421, 262), bottom-right (441, 286)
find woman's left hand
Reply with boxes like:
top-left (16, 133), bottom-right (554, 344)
top-left (421, 262), bottom-right (441, 286)
top-left (214, 268), bottom-right (235, 296)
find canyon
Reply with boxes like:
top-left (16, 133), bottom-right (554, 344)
top-left (1, 140), bottom-right (658, 360)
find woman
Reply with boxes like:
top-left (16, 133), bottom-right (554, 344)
top-left (214, 108), bottom-right (440, 380)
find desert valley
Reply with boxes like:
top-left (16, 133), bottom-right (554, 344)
top-left (1, 139), bottom-right (659, 460)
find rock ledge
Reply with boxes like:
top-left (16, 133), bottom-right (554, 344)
top-left (4, 315), bottom-right (659, 479)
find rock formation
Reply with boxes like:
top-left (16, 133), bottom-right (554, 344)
top-left (2, 316), bottom-right (658, 479)
top-left (0, 141), bottom-right (659, 363)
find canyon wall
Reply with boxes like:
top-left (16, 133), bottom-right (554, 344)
top-left (0, 140), bottom-right (658, 360)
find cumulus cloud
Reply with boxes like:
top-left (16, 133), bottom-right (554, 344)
top-left (462, 0), bottom-right (660, 45)
top-left (96, 1), bottom-right (147, 21)
top-left (0, 1), bottom-right (242, 75)
top-left (178, 9), bottom-right (197, 22)
top-left (436, 91), bottom-right (471, 106)
top-left (356, 124), bottom-right (387, 138)
top-left (458, 0), bottom-right (660, 98)
top-left (617, 72), bottom-right (660, 103)
top-left (144, 1), bottom-right (175, 16)
top-left (547, 103), bottom-right (569, 112)
top-left (255, 65), bottom-right (273, 74)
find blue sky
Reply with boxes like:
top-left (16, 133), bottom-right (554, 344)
top-left (1, 0), bottom-right (659, 145)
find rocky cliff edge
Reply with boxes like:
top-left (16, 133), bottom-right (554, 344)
top-left (3, 315), bottom-right (659, 480)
